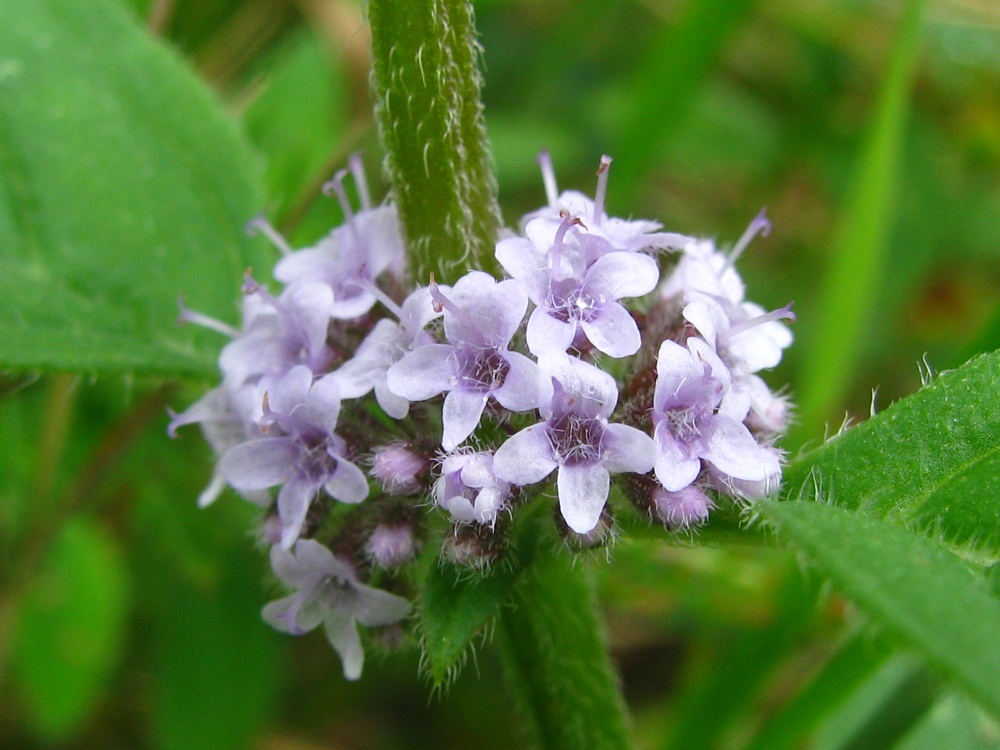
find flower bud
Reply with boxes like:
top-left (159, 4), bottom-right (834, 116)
top-left (441, 521), bottom-right (509, 569)
top-left (651, 485), bottom-right (713, 530)
top-left (365, 522), bottom-right (418, 568)
top-left (371, 443), bottom-right (430, 495)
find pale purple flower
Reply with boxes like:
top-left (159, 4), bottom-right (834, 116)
top-left (262, 540), bottom-right (411, 680)
top-left (332, 286), bottom-right (442, 419)
top-left (219, 275), bottom-right (335, 392)
top-left (682, 297), bottom-right (794, 376)
top-left (496, 215), bottom-right (659, 358)
top-left (217, 365), bottom-right (369, 549)
top-left (168, 383), bottom-right (269, 508)
top-left (386, 271), bottom-right (549, 451)
top-left (521, 152), bottom-right (691, 258)
top-left (658, 210), bottom-right (770, 307)
top-left (493, 353), bottom-right (655, 534)
top-left (272, 157), bottom-right (405, 320)
top-left (652, 338), bottom-right (779, 492)
top-left (434, 452), bottom-right (512, 526)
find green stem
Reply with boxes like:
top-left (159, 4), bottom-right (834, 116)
top-left (368, 0), bottom-right (502, 283)
top-left (497, 545), bottom-right (633, 750)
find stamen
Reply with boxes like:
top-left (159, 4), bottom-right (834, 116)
top-left (340, 276), bottom-right (410, 325)
top-left (724, 303), bottom-right (795, 340)
top-left (245, 215), bottom-right (294, 256)
top-left (550, 211), bottom-right (585, 281)
top-left (538, 150), bottom-right (559, 207)
top-left (322, 169), bottom-right (361, 240)
top-left (593, 155), bottom-right (612, 225)
top-left (176, 296), bottom-right (239, 337)
top-left (348, 153), bottom-right (372, 211)
top-left (429, 275), bottom-right (462, 317)
top-left (724, 208), bottom-right (771, 271)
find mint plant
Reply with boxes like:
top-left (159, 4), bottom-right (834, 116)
top-left (2, 0), bottom-right (998, 748)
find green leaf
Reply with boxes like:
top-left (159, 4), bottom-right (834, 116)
top-left (497, 546), bottom-right (632, 750)
top-left (759, 500), bottom-right (1000, 718)
top-left (792, 0), bottom-right (926, 441)
top-left (421, 517), bottom-right (541, 684)
top-left (0, 0), bottom-right (268, 377)
top-left (783, 350), bottom-right (1000, 561)
top-left (896, 691), bottom-right (1000, 750)
top-left (12, 518), bottom-right (129, 743)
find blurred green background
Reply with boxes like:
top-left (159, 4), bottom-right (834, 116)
top-left (1, 0), bottom-right (998, 748)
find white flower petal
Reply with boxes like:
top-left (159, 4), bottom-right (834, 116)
top-left (493, 424), bottom-right (558, 485)
top-left (442, 389), bottom-right (488, 451)
top-left (386, 344), bottom-right (455, 400)
top-left (557, 463), bottom-right (610, 534)
top-left (581, 303), bottom-right (640, 358)
top-left (218, 438), bottom-right (298, 490)
top-left (526, 305), bottom-right (576, 356)
top-left (602, 424), bottom-right (656, 474)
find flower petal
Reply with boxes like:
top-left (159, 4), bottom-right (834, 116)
top-left (526, 306), bottom-right (575, 356)
top-left (441, 388), bottom-right (488, 451)
top-left (323, 612), bottom-right (365, 680)
top-left (324, 457), bottom-right (369, 505)
top-left (581, 302), bottom-right (640, 358)
top-left (493, 351), bottom-right (549, 412)
top-left (704, 417), bottom-right (779, 483)
top-left (353, 584), bottom-right (413, 628)
top-left (653, 423), bottom-right (701, 492)
top-left (585, 251), bottom-right (659, 299)
top-left (602, 424), bottom-right (656, 474)
top-left (278, 475), bottom-right (317, 549)
top-left (493, 424), bottom-right (558, 485)
top-left (557, 463), bottom-right (610, 534)
top-left (218, 437), bottom-right (298, 490)
top-left (385, 344), bottom-right (455, 400)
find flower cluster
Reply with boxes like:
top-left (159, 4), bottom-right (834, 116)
top-left (170, 152), bottom-right (793, 677)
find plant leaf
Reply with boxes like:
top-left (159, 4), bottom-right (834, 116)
top-left (783, 350), bottom-right (1000, 561)
top-left (420, 517), bottom-right (541, 685)
top-left (759, 500), bottom-right (1000, 718)
top-left (0, 0), bottom-right (268, 377)
top-left (12, 518), bottom-right (129, 743)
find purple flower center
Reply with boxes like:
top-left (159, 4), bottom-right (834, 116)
top-left (662, 405), bottom-right (703, 443)
top-left (457, 345), bottom-right (511, 393)
top-left (299, 438), bottom-right (341, 481)
top-left (545, 278), bottom-right (600, 324)
top-left (547, 413), bottom-right (605, 466)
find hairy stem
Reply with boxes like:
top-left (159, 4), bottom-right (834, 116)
top-left (497, 545), bottom-right (633, 750)
top-left (368, 0), bottom-right (502, 283)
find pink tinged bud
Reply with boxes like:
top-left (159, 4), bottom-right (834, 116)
top-left (652, 485), bottom-right (714, 530)
top-left (366, 523), bottom-right (417, 568)
top-left (371, 444), bottom-right (428, 495)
